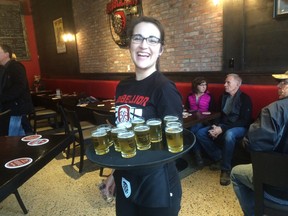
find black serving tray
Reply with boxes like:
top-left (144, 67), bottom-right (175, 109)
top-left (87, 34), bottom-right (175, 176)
top-left (86, 129), bottom-right (195, 170)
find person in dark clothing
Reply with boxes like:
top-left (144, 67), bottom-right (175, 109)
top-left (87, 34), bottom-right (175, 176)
top-left (0, 44), bottom-right (34, 135)
top-left (103, 16), bottom-right (183, 216)
top-left (231, 71), bottom-right (288, 216)
top-left (196, 73), bottom-right (253, 186)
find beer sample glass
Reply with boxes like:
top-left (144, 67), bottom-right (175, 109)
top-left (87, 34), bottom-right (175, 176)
top-left (165, 124), bottom-right (183, 153)
top-left (134, 125), bottom-right (151, 150)
top-left (111, 127), bottom-right (127, 152)
top-left (97, 124), bottom-right (113, 147)
top-left (131, 117), bottom-right (145, 129)
top-left (117, 131), bottom-right (137, 158)
top-left (146, 118), bottom-right (162, 143)
top-left (164, 115), bottom-right (179, 125)
top-left (92, 129), bottom-right (110, 155)
top-left (117, 121), bottom-right (133, 131)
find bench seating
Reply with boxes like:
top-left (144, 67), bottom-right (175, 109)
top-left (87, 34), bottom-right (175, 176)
top-left (42, 78), bottom-right (278, 120)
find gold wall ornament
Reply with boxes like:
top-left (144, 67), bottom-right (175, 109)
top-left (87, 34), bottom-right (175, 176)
top-left (106, 0), bottom-right (143, 48)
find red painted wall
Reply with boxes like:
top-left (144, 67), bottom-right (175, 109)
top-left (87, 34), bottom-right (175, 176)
top-left (21, 15), bottom-right (41, 89)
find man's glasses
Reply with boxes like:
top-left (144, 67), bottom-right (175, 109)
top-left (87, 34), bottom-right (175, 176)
top-left (131, 34), bottom-right (162, 46)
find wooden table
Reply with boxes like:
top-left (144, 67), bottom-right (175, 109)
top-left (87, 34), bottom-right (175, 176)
top-left (0, 134), bottom-right (73, 214)
top-left (183, 111), bottom-right (220, 128)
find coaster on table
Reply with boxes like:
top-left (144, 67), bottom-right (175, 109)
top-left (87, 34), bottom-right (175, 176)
top-left (5, 157), bottom-right (33, 169)
top-left (21, 134), bottom-right (42, 142)
top-left (27, 138), bottom-right (49, 146)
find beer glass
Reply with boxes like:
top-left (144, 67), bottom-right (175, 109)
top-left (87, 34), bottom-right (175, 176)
top-left (146, 118), bottom-right (162, 143)
top-left (97, 124), bottom-right (113, 147)
top-left (134, 125), bottom-right (151, 150)
top-left (131, 117), bottom-right (145, 129)
top-left (164, 115), bottom-right (179, 125)
top-left (111, 127), bottom-right (127, 152)
top-left (117, 121), bottom-right (132, 131)
top-left (166, 121), bottom-right (182, 128)
top-left (117, 131), bottom-right (137, 158)
top-left (165, 124), bottom-right (183, 153)
top-left (91, 129), bottom-right (110, 155)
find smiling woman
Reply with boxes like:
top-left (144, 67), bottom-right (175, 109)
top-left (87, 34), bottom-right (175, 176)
top-left (102, 16), bottom-right (184, 216)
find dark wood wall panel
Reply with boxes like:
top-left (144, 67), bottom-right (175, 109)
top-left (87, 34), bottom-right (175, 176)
top-left (31, 0), bottom-right (79, 76)
top-left (223, 0), bottom-right (288, 73)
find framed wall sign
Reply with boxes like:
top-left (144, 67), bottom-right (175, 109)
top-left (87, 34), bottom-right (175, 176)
top-left (274, 0), bottom-right (288, 18)
top-left (53, 18), bottom-right (66, 53)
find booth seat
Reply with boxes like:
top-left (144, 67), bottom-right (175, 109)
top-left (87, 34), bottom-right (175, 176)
top-left (42, 78), bottom-right (278, 120)
top-left (175, 82), bottom-right (278, 120)
top-left (42, 78), bottom-right (119, 100)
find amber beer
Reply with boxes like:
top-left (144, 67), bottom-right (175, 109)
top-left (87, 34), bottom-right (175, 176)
top-left (92, 129), bottom-right (110, 155)
top-left (131, 118), bottom-right (145, 129)
top-left (97, 124), bottom-right (113, 147)
top-left (146, 118), bottom-right (162, 143)
top-left (165, 126), bottom-right (183, 153)
top-left (117, 131), bottom-right (136, 158)
top-left (134, 125), bottom-right (151, 150)
top-left (111, 127), bottom-right (127, 152)
top-left (164, 115), bottom-right (179, 126)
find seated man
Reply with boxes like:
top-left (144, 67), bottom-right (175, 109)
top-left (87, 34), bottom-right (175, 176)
top-left (231, 71), bottom-right (288, 216)
top-left (196, 73), bottom-right (252, 186)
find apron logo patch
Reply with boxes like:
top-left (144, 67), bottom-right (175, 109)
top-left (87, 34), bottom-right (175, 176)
top-left (121, 177), bottom-right (131, 198)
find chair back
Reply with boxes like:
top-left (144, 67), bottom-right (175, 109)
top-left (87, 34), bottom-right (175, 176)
top-left (251, 151), bottom-right (288, 216)
top-left (57, 104), bottom-right (70, 135)
top-left (92, 110), bottom-right (114, 126)
top-left (63, 108), bottom-right (84, 141)
top-left (0, 109), bottom-right (11, 136)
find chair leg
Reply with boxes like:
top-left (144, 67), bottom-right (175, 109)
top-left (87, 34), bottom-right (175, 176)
top-left (99, 167), bottom-right (104, 176)
top-left (14, 190), bottom-right (28, 214)
top-left (71, 141), bottom-right (76, 165)
top-left (79, 142), bottom-right (84, 173)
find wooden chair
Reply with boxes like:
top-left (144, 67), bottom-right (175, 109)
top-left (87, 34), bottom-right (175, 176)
top-left (57, 104), bottom-right (96, 159)
top-left (29, 108), bottom-right (59, 133)
top-left (0, 109), bottom-right (28, 214)
top-left (251, 151), bottom-right (288, 216)
top-left (63, 107), bottom-right (97, 173)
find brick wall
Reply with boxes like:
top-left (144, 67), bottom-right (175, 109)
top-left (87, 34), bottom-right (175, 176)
top-left (73, 0), bottom-right (223, 73)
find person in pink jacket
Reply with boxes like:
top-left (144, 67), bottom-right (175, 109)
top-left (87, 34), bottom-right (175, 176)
top-left (186, 77), bottom-right (214, 167)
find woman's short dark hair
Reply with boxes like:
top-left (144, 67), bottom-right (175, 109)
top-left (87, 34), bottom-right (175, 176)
top-left (192, 77), bottom-right (208, 93)
top-left (0, 44), bottom-right (13, 58)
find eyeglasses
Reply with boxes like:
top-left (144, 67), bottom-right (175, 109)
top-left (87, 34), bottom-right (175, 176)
top-left (198, 83), bottom-right (207, 87)
top-left (131, 34), bottom-right (162, 46)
